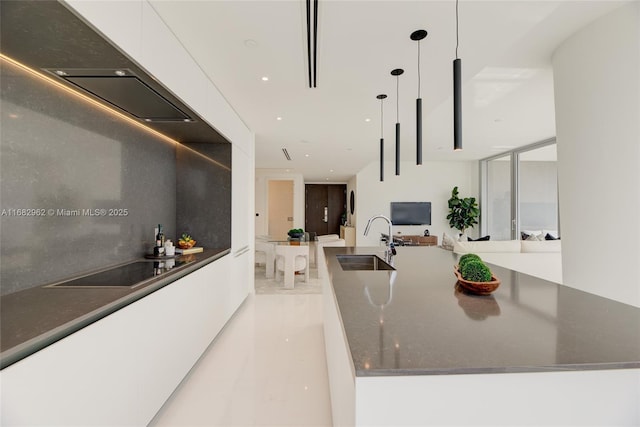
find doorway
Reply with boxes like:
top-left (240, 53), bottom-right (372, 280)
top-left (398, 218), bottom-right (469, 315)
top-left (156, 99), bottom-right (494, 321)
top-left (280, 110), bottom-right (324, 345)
top-left (268, 180), bottom-right (294, 239)
top-left (305, 184), bottom-right (346, 236)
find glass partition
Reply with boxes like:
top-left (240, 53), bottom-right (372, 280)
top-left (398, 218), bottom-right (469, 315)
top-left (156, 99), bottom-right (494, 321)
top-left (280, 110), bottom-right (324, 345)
top-left (518, 145), bottom-right (558, 239)
top-left (486, 155), bottom-right (512, 240)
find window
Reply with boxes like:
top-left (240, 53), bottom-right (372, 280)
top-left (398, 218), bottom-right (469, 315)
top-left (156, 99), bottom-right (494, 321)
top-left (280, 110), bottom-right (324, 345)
top-left (480, 139), bottom-right (558, 240)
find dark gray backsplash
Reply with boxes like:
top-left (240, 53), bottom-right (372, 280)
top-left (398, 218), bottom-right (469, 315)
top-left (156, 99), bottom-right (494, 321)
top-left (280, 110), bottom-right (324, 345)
top-left (0, 59), bottom-right (230, 296)
top-left (176, 143), bottom-right (231, 250)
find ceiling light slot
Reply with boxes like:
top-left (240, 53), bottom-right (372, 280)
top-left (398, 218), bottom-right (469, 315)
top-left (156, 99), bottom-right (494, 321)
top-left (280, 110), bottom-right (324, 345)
top-left (282, 148), bottom-right (292, 161)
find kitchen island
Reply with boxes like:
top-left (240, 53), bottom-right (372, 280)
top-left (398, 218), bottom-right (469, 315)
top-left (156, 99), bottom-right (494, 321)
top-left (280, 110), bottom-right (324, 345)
top-left (322, 246), bottom-right (640, 426)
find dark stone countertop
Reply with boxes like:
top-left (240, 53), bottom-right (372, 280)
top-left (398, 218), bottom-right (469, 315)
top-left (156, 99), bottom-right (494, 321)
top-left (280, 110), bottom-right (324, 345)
top-left (324, 246), bottom-right (640, 377)
top-left (0, 248), bottom-right (229, 369)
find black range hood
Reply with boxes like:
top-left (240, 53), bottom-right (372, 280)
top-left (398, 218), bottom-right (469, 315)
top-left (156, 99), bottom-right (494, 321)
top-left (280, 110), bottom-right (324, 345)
top-left (44, 68), bottom-right (192, 122)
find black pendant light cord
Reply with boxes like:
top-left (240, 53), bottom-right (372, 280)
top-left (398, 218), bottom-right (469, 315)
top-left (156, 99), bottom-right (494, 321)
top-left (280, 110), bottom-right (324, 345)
top-left (417, 41), bottom-right (421, 97)
top-left (380, 98), bottom-right (384, 137)
top-left (455, 0), bottom-right (459, 59)
top-left (396, 75), bottom-right (400, 122)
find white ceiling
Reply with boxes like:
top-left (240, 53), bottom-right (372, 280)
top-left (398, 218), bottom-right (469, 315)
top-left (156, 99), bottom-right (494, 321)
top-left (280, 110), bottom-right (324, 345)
top-left (149, 0), bottom-right (628, 182)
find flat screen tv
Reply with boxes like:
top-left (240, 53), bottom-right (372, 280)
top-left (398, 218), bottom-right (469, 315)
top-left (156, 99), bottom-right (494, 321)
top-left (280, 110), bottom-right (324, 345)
top-left (390, 202), bottom-right (431, 225)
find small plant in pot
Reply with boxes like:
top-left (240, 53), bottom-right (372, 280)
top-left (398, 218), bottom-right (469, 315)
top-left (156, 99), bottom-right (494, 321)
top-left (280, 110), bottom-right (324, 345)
top-left (446, 186), bottom-right (479, 240)
top-left (287, 228), bottom-right (304, 239)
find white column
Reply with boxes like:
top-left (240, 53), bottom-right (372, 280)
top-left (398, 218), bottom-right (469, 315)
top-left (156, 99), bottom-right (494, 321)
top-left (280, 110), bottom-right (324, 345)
top-left (552, 2), bottom-right (640, 307)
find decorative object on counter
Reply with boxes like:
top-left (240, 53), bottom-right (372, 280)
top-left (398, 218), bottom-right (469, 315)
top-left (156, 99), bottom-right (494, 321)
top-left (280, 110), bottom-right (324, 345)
top-left (454, 253), bottom-right (500, 295)
top-left (154, 224), bottom-right (166, 256)
top-left (446, 186), bottom-right (479, 238)
top-left (178, 233), bottom-right (196, 249)
top-left (164, 239), bottom-right (175, 256)
top-left (175, 246), bottom-right (203, 255)
top-left (287, 228), bottom-right (304, 239)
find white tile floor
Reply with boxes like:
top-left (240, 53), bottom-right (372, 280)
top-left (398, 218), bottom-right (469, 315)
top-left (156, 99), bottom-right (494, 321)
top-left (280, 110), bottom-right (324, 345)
top-left (150, 267), bottom-right (333, 426)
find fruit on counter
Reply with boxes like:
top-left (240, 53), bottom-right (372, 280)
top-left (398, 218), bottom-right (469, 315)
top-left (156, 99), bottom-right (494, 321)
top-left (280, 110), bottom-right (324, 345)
top-left (178, 233), bottom-right (196, 249)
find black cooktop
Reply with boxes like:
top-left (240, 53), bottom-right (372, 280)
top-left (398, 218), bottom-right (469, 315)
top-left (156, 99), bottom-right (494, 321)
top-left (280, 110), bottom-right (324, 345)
top-left (48, 260), bottom-right (193, 288)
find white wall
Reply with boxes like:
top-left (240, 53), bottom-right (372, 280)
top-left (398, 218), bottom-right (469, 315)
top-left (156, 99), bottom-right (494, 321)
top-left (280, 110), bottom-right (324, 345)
top-left (553, 2), bottom-right (640, 307)
top-left (355, 160), bottom-right (478, 246)
top-left (254, 170), bottom-right (305, 236)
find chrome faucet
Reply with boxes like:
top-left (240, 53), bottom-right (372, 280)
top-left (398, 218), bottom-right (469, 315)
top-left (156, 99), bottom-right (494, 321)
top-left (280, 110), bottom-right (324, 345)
top-left (363, 214), bottom-right (396, 264)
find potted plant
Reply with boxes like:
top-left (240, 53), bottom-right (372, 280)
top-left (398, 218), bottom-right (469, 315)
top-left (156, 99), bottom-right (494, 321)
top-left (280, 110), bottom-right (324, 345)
top-left (287, 228), bottom-right (304, 239)
top-left (446, 186), bottom-right (479, 239)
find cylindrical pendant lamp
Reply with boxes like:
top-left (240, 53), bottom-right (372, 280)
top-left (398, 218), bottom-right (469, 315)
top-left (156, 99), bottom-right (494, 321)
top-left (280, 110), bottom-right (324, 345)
top-left (453, 58), bottom-right (462, 151)
top-left (411, 29), bottom-right (428, 165)
top-left (453, 0), bottom-right (462, 151)
top-left (391, 68), bottom-right (404, 175)
top-left (377, 94), bottom-right (387, 182)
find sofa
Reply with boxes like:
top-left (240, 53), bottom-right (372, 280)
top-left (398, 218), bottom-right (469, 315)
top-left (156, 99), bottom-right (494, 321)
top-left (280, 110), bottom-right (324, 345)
top-left (452, 239), bottom-right (562, 284)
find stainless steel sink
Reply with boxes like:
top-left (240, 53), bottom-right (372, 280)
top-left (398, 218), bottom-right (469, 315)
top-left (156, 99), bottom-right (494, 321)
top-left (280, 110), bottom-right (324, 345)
top-left (336, 255), bottom-right (395, 271)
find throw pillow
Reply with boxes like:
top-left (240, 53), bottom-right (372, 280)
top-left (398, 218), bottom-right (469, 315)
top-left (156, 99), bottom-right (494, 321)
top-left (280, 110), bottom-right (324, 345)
top-left (526, 233), bottom-right (543, 241)
top-left (442, 233), bottom-right (455, 251)
top-left (521, 232), bottom-right (530, 240)
top-left (545, 233), bottom-right (559, 240)
top-left (468, 235), bottom-right (490, 241)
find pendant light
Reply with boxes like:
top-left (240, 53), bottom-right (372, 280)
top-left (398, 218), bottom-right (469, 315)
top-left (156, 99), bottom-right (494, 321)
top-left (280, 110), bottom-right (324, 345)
top-left (391, 68), bottom-right (404, 175)
top-left (453, 0), bottom-right (462, 151)
top-left (377, 94), bottom-right (387, 182)
top-left (410, 30), bottom-right (428, 165)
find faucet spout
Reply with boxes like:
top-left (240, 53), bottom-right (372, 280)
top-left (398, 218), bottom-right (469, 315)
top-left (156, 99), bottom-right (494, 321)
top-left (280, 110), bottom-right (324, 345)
top-left (364, 214), bottom-right (395, 263)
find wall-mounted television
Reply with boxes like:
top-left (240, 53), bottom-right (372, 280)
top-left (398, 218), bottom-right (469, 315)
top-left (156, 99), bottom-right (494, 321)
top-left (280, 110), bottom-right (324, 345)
top-left (390, 202), bottom-right (431, 225)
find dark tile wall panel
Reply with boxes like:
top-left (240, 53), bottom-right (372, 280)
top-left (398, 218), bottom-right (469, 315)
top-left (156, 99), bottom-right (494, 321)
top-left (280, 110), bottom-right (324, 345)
top-left (176, 143), bottom-right (231, 250)
top-left (0, 59), bottom-right (176, 295)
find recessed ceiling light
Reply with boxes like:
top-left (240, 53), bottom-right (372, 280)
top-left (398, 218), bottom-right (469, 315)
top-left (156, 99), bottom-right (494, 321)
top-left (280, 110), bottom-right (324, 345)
top-left (285, 169), bottom-right (290, 172)
top-left (329, 169), bottom-right (334, 172)
top-left (244, 39), bottom-right (258, 48)
top-left (8, 113), bottom-right (19, 119)
top-left (276, 116), bottom-right (283, 121)
top-left (325, 178), bottom-right (329, 181)
top-left (114, 70), bottom-right (126, 76)
top-left (365, 118), bottom-right (371, 122)
top-left (261, 76), bottom-right (269, 81)
top-left (305, 154), bottom-right (310, 157)
top-left (54, 70), bottom-right (67, 76)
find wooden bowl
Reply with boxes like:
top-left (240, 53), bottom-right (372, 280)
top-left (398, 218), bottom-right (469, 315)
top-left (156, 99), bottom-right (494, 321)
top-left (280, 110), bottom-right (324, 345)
top-left (178, 240), bottom-right (196, 249)
top-left (454, 266), bottom-right (500, 295)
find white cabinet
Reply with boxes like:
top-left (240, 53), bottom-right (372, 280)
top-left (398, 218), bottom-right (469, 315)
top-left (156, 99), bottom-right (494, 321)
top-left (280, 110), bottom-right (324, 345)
top-left (232, 144), bottom-right (252, 252)
top-left (232, 143), bottom-right (254, 296)
top-left (0, 257), bottom-right (232, 426)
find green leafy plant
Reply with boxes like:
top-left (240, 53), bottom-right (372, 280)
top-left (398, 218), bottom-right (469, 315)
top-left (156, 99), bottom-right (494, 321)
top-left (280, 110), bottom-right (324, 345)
top-left (287, 228), bottom-right (304, 236)
top-left (458, 253), bottom-right (481, 270)
top-left (460, 259), bottom-right (492, 282)
top-left (447, 186), bottom-right (479, 236)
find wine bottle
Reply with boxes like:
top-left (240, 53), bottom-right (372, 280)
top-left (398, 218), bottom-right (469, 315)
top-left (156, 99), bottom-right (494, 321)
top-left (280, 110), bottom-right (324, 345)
top-left (156, 224), bottom-right (165, 247)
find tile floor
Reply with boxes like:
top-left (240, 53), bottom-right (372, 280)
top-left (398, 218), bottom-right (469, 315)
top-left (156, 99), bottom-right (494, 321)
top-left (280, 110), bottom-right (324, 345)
top-left (150, 266), bottom-right (333, 426)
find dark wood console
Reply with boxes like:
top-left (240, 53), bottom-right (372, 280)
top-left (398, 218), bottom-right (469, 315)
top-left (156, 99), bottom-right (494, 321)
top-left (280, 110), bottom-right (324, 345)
top-left (395, 235), bottom-right (438, 246)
